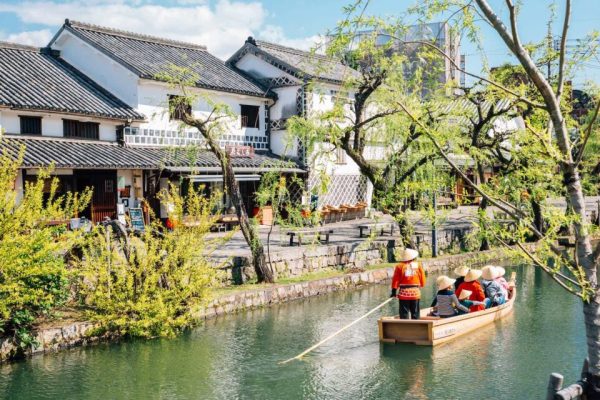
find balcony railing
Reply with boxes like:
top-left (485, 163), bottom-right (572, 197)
top-left (123, 127), bottom-right (268, 150)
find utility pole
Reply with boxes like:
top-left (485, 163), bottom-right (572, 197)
top-left (432, 190), bottom-right (438, 258)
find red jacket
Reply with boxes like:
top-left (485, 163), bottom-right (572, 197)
top-left (456, 281), bottom-right (486, 312)
top-left (391, 261), bottom-right (426, 300)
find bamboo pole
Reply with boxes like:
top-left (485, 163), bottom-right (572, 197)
top-left (279, 297), bottom-right (394, 365)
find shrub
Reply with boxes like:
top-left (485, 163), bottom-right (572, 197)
top-left (75, 184), bottom-right (221, 338)
top-left (0, 153), bottom-right (91, 349)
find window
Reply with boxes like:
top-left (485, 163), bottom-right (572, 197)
top-left (19, 116), bottom-right (42, 135)
top-left (240, 105), bottom-right (260, 129)
top-left (335, 147), bottom-right (347, 164)
top-left (63, 119), bottom-right (99, 139)
top-left (169, 95), bottom-right (192, 121)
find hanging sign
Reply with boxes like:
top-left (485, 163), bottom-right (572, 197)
top-left (225, 145), bottom-right (254, 158)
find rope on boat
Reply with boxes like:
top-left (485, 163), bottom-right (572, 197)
top-left (279, 297), bottom-right (394, 365)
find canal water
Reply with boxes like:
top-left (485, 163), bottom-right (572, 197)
top-left (0, 265), bottom-right (587, 399)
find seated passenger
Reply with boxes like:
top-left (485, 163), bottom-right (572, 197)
top-left (494, 266), bottom-right (510, 299)
top-left (430, 275), bottom-right (469, 318)
top-left (481, 265), bottom-right (506, 307)
top-left (453, 265), bottom-right (470, 290)
top-left (455, 269), bottom-right (487, 312)
top-left (457, 290), bottom-right (487, 314)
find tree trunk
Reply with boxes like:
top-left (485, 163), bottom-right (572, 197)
top-left (223, 156), bottom-right (274, 283)
top-left (473, 1), bottom-right (599, 388)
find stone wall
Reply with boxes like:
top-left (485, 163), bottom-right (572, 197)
top-left (0, 244), bottom-right (528, 363)
top-left (217, 239), bottom-right (398, 284)
top-left (201, 244), bottom-right (523, 319)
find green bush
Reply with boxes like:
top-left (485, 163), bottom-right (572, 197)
top-left (75, 184), bottom-right (219, 338)
top-left (0, 153), bottom-right (91, 349)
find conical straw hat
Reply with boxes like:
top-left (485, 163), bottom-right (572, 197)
top-left (464, 269), bottom-right (482, 282)
top-left (454, 265), bottom-right (470, 277)
top-left (481, 265), bottom-right (497, 281)
top-left (459, 290), bottom-right (472, 300)
top-left (496, 266), bottom-right (506, 277)
top-left (436, 275), bottom-right (455, 290)
top-left (399, 248), bottom-right (419, 262)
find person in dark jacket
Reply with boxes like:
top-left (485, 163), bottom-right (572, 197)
top-left (453, 265), bottom-right (469, 290)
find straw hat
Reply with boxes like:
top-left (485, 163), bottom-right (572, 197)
top-left (454, 265), bottom-right (470, 277)
top-left (482, 265), bottom-right (501, 281)
top-left (496, 266), bottom-right (506, 277)
top-left (458, 290), bottom-right (472, 300)
top-left (436, 275), bottom-right (455, 290)
top-left (464, 269), bottom-right (482, 282)
top-left (399, 248), bottom-right (419, 262)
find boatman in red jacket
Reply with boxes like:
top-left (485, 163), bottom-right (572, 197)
top-left (390, 248), bottom-right (426, 319)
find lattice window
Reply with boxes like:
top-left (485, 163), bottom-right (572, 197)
top-left (269, 118), bottom-right (288, 131)
top-left (258, 76), bottom-right (298, 88)
top-left (308, 174), bottom-right (367, 207)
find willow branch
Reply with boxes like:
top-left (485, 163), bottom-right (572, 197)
top-left (384, 35), bottom-right (546, 109)
top-left (574, 97), bottom-right (600, 168)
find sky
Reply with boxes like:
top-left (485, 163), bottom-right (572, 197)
top-left (0, 0), bottom-right (599, 86)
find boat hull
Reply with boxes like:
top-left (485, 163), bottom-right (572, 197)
top-left (378, 287), bottom-right (516, 346)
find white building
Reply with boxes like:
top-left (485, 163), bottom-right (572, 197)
top-left (229, 37), bottom-right (380, 208)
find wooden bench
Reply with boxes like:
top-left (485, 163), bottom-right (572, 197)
top-left (286, 228), bottom-right (334, 246)
top-left (358, 222), bottom-right (396, 238)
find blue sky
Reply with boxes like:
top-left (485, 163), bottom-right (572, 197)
top-left (1, 0), bottom-right (599, 86)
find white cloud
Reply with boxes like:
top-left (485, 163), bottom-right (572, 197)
top-left (259, 25), bottom-right (322, 52)
top-left (0, 29), bottom-right (54, 46)
top-left (0, 0), bottom-right (316, 59)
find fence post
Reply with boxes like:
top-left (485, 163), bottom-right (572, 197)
top-left (547, 373), bottom-right (564, 400)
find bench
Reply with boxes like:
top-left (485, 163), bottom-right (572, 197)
top-left (286, 228), bottom-right (334, 246)
top-left (358, 222), bottom-right (396, 238)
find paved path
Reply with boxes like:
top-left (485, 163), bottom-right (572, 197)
top-left (209, 196), bottom-right (600, 259)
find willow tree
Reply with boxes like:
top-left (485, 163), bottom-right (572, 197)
top-left (287, 29), bottom-right (448, 245)
top-left (156, 67), bottom-right (274, 283)
top-left (335, 0), bottom-right (600, 393)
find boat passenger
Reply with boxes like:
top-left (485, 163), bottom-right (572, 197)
top-left (481, 265), bottom-right (506, 307)
top-left (453, 265), bottom-right (470, 290)
top-left (494, 266), bottom-right (510, 299)
top-left (430, 276), bottom-right (469, 318)
top-left (457, 290), bottom-right (487, 315)
top-left (390, 248), bottom-right (426, 320)
top-left (455, 269), bottom-right (487, 312)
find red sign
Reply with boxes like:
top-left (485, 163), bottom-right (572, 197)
top-left (225, 145), bottom-right (254, 158)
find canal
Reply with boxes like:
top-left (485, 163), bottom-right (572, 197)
top-left (0, 265), bottom-right (587, 399)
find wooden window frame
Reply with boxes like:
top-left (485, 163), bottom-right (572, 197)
top-left (19, 115), bottom-right (42, 135)
top-left (169, 95), bottom-right (192, 121)
top-left (63, 119), bottom-right (100, 140)
top-left (240, 104), bottom-right (260, 129)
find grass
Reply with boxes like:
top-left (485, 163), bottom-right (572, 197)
top-left (211, 262), bottom-right (397, 298)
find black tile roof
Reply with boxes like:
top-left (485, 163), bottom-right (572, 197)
top-left (135, 146), bottom-right (301, 171)
top-left (0, 135), bottom-right (157, 169)
top-left (0, 135), bottom-right (303, 172)
top-left (58, 20), bottom-right (270, 98)
top-left (228, 37), bottom-right (360, 84)
top-left (0, 42), bottom-right (144, 121)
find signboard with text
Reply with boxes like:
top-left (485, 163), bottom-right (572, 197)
top-left (225, 145), bottom-right (254, 158)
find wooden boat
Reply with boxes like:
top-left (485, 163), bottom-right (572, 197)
top-left (378, 273), bottom-right (516, 346)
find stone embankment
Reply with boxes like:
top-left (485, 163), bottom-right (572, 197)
top-left (0, 243), bottom-right (524, 362)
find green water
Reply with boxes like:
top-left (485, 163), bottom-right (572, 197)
top-left (0, 265), bottom-right (587, 399)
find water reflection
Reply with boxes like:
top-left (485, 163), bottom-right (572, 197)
top-left (0, 265), bottom-right (589, 400)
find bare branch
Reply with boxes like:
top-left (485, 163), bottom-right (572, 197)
top-left (556, 0), bottom-right (571, 102)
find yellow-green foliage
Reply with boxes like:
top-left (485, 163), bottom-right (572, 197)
top-left (75, 184), bottom-right (219, 338)
top-left (0, 152), bottom-right (91, 349)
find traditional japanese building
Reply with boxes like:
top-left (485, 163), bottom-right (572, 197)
top-left (0, 21), bottom-right (303, 223)
top-left (228, 37), bottom-right (384, 208)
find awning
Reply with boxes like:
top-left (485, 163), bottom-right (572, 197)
top-left (189, 174), bottom-right (261, 182)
